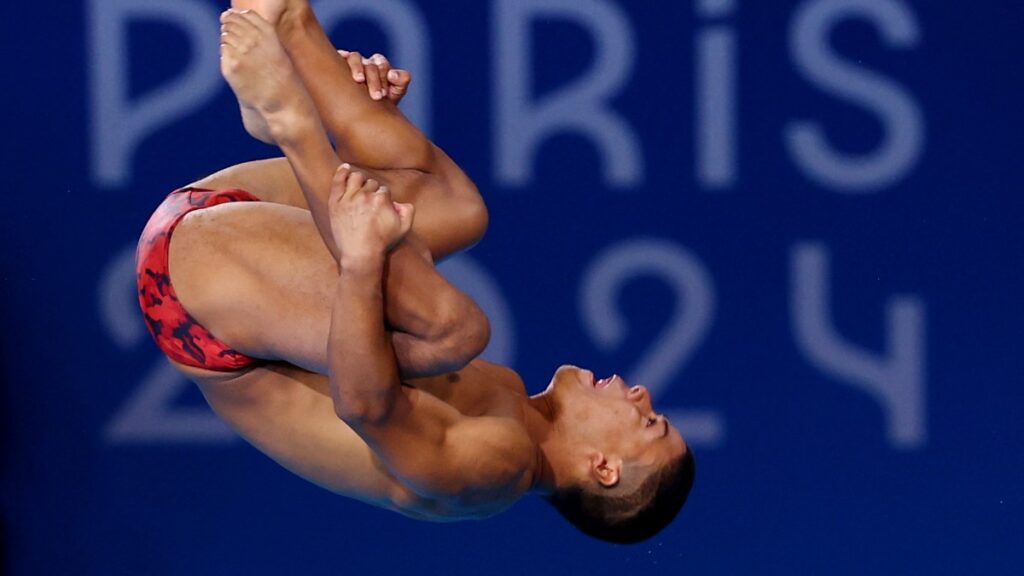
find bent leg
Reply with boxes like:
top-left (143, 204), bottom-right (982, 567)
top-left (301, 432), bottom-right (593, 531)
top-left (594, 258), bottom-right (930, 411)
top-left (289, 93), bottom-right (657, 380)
top-left (170, 200), bottom-right (488, 378)
top-left (232, 0), bottom-right (487, 258)
top-left (221, 8), bottom-right (483, 262)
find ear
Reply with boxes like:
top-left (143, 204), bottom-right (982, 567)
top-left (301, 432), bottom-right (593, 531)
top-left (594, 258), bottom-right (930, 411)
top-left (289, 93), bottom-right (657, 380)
top-left (588, 452), bottom-right (621, 488)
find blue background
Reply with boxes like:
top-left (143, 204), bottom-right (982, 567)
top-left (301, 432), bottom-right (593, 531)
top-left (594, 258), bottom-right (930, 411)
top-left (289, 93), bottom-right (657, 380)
top-left (3, 0), bottom-right (1022, 574)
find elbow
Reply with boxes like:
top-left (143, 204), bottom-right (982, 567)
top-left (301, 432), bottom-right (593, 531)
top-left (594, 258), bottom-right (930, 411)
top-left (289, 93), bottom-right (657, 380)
top-left (332, 392), bottom-right (394, 426)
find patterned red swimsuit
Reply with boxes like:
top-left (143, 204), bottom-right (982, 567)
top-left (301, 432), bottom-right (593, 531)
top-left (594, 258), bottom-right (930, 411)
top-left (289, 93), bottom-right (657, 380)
top-left (136, 188), bottom-right (261, 371)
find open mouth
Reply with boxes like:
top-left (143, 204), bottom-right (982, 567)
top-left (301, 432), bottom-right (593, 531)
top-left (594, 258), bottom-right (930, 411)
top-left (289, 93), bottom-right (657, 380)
top-left (594, 376), bottom-right (614, 389)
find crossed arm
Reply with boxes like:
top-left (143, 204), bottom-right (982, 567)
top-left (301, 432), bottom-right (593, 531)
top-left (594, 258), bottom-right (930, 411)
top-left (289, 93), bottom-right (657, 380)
top-left (324, 162), bottom-right (531, 500)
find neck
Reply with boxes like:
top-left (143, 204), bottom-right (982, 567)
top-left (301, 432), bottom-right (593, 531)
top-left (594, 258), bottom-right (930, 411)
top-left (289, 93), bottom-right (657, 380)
top-left (524, 391), bottom-right (564, 497)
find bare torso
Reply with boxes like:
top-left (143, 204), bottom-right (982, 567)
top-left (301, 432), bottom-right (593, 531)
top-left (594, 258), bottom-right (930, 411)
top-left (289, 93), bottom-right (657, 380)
top-left (174, 357), bottom-right (531, 521)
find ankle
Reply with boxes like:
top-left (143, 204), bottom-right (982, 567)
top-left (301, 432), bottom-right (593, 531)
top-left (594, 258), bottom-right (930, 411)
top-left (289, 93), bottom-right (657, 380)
top-left (265, 97), bottom-right (319, 146)
top-left (276, 2), bottom-right (312, 40)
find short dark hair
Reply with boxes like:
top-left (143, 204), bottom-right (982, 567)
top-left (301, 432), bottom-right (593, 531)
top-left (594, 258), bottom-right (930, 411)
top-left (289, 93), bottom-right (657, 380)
top-left (547, 448), bottom-right (696, 544)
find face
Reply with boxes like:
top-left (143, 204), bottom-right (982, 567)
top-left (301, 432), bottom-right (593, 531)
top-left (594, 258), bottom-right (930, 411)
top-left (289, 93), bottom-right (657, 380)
top-left (545, 365), bottom-right (688, 467)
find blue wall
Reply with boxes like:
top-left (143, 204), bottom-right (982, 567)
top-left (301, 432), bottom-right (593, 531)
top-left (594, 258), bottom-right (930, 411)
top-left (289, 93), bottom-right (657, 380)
top-left (4, 1), bottom-right (1022, 574)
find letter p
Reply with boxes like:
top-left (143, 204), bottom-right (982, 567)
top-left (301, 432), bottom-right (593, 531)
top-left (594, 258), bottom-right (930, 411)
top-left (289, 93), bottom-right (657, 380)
top-left (88, 0), bottom-right (221, 189)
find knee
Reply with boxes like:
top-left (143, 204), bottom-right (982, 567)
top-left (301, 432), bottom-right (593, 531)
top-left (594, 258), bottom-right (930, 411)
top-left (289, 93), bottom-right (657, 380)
top-left (434, 296), bottom-right (491, 372)
top-left (456, 191), bottom-right (489, 249)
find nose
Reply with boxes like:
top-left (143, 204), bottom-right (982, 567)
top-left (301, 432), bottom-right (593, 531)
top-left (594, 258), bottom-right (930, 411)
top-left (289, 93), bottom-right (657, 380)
top-left (628, 384), bottom-right (655, 409)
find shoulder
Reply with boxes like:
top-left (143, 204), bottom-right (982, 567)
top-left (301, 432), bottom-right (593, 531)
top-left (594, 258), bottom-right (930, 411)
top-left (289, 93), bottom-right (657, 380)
top-left (443, 417), bottom-right (535, 495)
top-left (465, 360), bottom-right (527, 396)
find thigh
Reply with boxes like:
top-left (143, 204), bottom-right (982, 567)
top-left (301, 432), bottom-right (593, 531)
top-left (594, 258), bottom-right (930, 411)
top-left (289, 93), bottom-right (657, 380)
top-left (189, 158), bottom-right (438, 211)
top-left (196, 362), bottom-right (421, 510)
top-left (168, 201), bottom-right (463, 375)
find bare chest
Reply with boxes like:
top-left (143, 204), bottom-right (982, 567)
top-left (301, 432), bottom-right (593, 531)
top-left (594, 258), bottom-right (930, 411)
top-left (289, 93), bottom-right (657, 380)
top-left (407, 361), bottom-right (527, 420)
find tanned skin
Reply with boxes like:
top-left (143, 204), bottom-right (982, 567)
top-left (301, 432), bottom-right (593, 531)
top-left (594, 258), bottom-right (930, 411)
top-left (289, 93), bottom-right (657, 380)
top-left (157, 0), bottom-right (687, 520)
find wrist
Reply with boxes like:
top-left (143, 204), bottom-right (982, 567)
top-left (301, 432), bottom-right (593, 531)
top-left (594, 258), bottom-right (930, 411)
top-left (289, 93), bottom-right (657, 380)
top-left (339, 251), bottom-right (386, 276)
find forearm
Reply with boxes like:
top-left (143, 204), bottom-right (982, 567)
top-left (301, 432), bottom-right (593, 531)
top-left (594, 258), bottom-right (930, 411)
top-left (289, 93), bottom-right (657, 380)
top-left (329, 254), bottom-right (401, 423)
top-left (276, 6), bottom-right (433, 172)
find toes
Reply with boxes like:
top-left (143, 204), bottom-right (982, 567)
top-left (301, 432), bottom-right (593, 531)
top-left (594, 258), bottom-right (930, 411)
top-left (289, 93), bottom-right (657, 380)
top-left (237, 8), bottom-right (271, 29)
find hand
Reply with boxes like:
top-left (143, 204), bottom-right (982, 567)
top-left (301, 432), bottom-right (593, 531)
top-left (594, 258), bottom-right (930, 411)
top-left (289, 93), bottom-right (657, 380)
top-left (338, 50), bottom-right (412, 103)
top-left (329, 164), bottom-right (415, 264)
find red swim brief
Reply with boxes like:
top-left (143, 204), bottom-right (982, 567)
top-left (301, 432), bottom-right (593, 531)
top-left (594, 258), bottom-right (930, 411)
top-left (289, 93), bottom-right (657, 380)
top-left (136, 187), bottom-right (261, 371)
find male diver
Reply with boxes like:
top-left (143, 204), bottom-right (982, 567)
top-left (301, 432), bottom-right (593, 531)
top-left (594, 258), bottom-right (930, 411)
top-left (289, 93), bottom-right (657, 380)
top-left (136, 0), bottom-right (694, 543)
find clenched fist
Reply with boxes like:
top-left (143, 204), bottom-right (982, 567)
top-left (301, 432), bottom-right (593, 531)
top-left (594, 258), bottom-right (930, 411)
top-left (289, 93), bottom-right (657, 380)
top-left (329, 164), bottom-right (415, 266)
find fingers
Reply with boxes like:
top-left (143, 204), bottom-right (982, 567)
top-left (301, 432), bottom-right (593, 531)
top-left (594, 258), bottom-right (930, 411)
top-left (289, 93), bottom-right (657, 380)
top-left (344, 165), bottom-right (367, 199)
top-left (342, 51), bottom-right (366, 83)
top-left (331, 164), bottom-right (414, 249)
top-left (339, 50), bottom-right (398, 101)
top-left (334, 164), bottom-right (390, 207)
top-left (336, 163), bottom-right (382, 200)
top-left (370, 54), bottom-right (391, 100)
top-left (393, 202), bottom-right (416, 237)
top-left (386, 69), bottom-right (411, 102)
top-left (362, 55), bottom-right (386, 101)
top-left (331, 163), bottom-right (355, 203)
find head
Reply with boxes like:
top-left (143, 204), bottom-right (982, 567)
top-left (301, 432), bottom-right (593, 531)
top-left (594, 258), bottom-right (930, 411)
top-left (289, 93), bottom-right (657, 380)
top-left (541, 365), bottom-right (696, 544)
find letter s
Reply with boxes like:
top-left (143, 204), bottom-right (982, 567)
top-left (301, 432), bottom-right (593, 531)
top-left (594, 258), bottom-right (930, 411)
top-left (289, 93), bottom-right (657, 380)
top-left (787, 0), bottom-right (924, 193)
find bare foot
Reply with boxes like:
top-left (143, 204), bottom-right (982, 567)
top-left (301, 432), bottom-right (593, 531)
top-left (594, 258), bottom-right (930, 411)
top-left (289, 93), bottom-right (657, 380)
top-left (220, 9), bottom-right (313, 142)
top-left (230, 0), bottom-right (286, 26)
top-left (230, 0), bottom-right (308, 29)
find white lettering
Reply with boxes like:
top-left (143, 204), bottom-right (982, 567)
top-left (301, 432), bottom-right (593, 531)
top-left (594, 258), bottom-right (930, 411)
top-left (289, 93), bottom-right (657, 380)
top-left (696, 25), bottom-right (738, 189)
top-left (580, 239), bottom-right (723, 447)
top-left (494, 0), bottom-right (643, 188)
top-left (313, 0), bottom-right (433, 135)
top-left (88, 0), bottom-right (221, 188)
top-left (439, 255), bottom-right (517, 367)
top-left (787, 0), bottom-right (924, 192)
top-left (791, 243), bottom-right (927, 448)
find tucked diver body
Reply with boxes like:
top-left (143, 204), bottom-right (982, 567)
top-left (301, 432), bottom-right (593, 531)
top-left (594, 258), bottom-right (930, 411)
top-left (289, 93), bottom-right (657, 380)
top-left (136, 0), bottom-right (693, 542)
